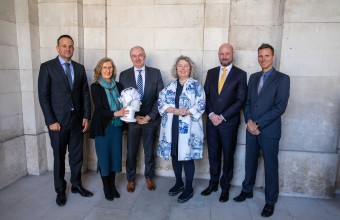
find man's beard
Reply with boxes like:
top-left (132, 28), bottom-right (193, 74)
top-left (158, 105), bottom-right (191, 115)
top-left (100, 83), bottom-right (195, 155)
top-left (220, 59), bottom-right (233, 67)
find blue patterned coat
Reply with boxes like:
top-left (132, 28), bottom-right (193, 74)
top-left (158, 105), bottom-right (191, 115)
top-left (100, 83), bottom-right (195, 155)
top-left (157, 78), bottom-right (206, 161)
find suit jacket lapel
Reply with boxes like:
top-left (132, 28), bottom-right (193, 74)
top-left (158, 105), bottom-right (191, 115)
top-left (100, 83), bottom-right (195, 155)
top-left (211, 68), bottom-right (220, 95)
top-left (143, 66), bottom-right (150, 98)
top-left (258, 68), bottom-right (277, 97)
top-left (71, 61), bottom-right (78, 91)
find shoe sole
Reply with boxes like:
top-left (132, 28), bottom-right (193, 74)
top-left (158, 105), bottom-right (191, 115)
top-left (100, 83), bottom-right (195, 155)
top-left (169, 186), bottom-right (184, 196)
top-left (178, 193), bottom-right (193, 203)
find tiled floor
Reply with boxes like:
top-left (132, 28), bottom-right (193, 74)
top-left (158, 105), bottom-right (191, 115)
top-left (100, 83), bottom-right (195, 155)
top-left (0, 171), bottom-right (339, 220)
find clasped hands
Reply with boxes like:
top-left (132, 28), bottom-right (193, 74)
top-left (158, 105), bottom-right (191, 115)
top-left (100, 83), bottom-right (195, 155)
top-left (209, 113), bottom-right (223, 126)
top-left (247, 120), bottom-right (261, 136)
top-left (165, 107), bottom-right (191, 117)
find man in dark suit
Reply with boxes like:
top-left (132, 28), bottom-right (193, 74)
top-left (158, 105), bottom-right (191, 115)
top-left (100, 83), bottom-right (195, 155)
top-left (119, 46), bottom-right (164, 192)
top-left (233, 43), bottom-right (290, 217)
top-left (38, 35), bottom-right (93, 207)
top-left (202, 43), bottom-right (247, 202)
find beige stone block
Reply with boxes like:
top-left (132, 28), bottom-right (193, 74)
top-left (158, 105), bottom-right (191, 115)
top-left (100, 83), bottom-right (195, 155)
top-left (205, 3), bottom-right (230, 28)
top-left (107, 5), bottom-right (155, 28)
top-left (280, 23), bottom-right (340, 76)
top-left (0, 114), bottom-right (23, 142)
top-left (230, 25), bottom-right (281, 51)
top-left (29, 24), bottom-right (41, 70)
top-left (204, 28), bottom-right (229, 50)
top-left (0, 92), bottom-right (22, 118)
top-left (39, 25), bottom-right (80, 48)
top-left (232, 50), bottom-right (260, 76)
top-left (84, 0), bottom-right (105, 4)
top-left (0, 136), bottom-right (27, 190)
top-left (22, 91), bottom-right (39, 134)
top-left (0, 70), bottom-right (21, 94)
top-left (288, 76), bottom-right (340, 103)
top-left (231, 0), bottom-right (281, 25)
top-left (147, 50), bottom-right (180, 85)
top-left (0, 19), bottom-right (17, 46)
top-left (84, 49), bottom-right (106, 73)
top-left (17, 23), bottom-right (33, 70)
top-left (108, 0), bottom-right (154, 5)
top-left (107, 28), bottom-right (155, 50)
top-left (39, 2), bottom-right (79, 26)
top-left (14, 0), bottom-right (29, 23)
top-left (83, 4), bottom-right (105, 27)
top-left (28, 0), bottom-right (39, 25)
top-left (284, 0), bottom-right (340, 22)
top-left (107, 50), bottom-right (132, 75)
top-left (206, 0), bottom-right (230, 3)
top-left (279, 151), bottom-right (337, 197)
top-left (0, 45), bottom-right (19, 70)
top-left (154, 5), bottom-right (204, 28)
top-left (156, 0), bottom-right (204, 4)
top-left (25, 134), bottom-right (48, 175)
top-left (39, 48), bottom-right (57, 64)
top-left (155, 28), bottom-right (203, 50)
top-left (87, 139), bottom-right (97, 171)
top-left (280, 101), bottom-right (339, 153)
top-left (0, 0), bottom-right (16, 22)
top-left (84, 27), bottom-right (105, 49)
top-left (19, 69), bottom-right (34, 92)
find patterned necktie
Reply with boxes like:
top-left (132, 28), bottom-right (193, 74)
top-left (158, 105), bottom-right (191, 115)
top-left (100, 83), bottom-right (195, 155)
top-left (257, 73), bottom-right (267, 94)
top-left (218, 67), bottom-right (227, 94)
top-left (137, 69), bottom-right (144, 100)
top-left (65, 63), bottom-right (73, 89)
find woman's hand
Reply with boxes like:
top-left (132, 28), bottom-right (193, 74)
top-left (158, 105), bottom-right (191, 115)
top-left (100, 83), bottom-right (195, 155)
top-left (114, 107), bottom-right (129, 117)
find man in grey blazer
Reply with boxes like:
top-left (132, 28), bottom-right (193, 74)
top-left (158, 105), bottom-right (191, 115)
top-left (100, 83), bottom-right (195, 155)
top-left (119, 46), bottom-right (164, 192)
top-left (233, 44), bottom-right (290, 217)
top-left (38, 35), bottom-right (93, 207)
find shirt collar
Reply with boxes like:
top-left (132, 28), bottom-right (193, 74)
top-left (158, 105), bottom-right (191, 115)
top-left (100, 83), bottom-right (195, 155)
top-left (220, 63), bottom-right (233, 71)
top-left (262, 67), bottom-right (274, 77)
top-left (58, 56), bottom-right (71, 66)
top-left (134, 66), bottom-right (145, 72)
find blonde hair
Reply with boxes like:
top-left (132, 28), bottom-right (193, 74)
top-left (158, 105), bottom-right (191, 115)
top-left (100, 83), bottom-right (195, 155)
top-left (93, 57), bottom-right (117, 82)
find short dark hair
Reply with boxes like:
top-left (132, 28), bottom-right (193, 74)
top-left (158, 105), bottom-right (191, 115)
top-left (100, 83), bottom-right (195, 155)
top-left (57, 35), bottom-right (74, 45)
top-left (258, 43), bottom-right (274, 55)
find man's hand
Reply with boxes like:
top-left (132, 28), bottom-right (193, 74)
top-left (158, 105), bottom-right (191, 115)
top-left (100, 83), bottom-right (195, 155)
top-left (246, 120), bottom-right (261, 136)
top-left (82, 119), bottom-right (89, 133)
top-left (49, 122), bottom-right (61, 131)
top-left (136, 115), bottom-right (151, 125)
top-left (209, 113), bottom-right (223, 126)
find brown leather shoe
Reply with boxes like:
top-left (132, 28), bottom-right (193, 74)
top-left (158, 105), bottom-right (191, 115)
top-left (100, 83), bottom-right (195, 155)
top-left (146, 178), bottom-right (156, 190)
top-left (126, 182), bottom-right (136, 193)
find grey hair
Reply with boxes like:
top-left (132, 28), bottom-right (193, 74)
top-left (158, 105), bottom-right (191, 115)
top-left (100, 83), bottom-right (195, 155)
top-left (171, 55), bottom-right (197, 78)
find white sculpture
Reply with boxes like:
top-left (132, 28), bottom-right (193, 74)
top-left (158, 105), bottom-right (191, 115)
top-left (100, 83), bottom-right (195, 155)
top-left (118, 87), bottom-right (141, 122)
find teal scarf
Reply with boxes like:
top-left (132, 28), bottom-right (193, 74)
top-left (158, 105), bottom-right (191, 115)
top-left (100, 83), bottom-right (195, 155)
top-left (99, 76), bottom-right (123, 127)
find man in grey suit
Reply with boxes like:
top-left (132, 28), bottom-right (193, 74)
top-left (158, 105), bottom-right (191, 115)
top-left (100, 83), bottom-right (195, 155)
top-left (119, 46), bottom-right (164, 192)
top-left (233, 43), bottom-right (290, 217)
top-left (38, 35), bottom-right (93, 207)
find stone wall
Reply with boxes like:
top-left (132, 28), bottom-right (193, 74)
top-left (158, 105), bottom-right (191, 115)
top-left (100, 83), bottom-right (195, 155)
top-left (0, 0), bottom-right (339, 197)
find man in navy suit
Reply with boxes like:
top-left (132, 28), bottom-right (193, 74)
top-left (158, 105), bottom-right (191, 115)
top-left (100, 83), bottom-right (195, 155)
top-left (119, 46), bottom-right (164, 192)
top-left (233, 44), bottom-right (290, 217)
top-left (202, 43), bottom-right (247, 202)
top-left (38, 35), bottom-right (93, 206)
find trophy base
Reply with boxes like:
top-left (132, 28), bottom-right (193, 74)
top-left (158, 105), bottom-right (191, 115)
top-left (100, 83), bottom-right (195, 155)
top-left (121, 117), bottom-right (136, 122)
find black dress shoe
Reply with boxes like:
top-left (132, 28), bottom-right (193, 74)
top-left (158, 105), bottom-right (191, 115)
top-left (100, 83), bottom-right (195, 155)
top-left (56, 192), bottom-right (66, 206)
top-left (219, 190), bottom-right (229, 202)
top-left (261, 204), bottom-right (275, 217)
top-left (233, 191), bottom-right (253, 202)
top-left (71, 185), bottom-right (93, 197)
top-left (178, 187), bottom-right (193, 203)
top-left (201, 185), bottom-right (218, 196)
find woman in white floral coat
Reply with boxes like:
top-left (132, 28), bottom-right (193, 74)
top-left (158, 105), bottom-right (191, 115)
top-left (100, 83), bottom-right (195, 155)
top-left (157, 56), bottom-right (205, 203)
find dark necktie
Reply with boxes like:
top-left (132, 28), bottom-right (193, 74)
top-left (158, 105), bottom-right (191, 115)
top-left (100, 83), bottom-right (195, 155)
top-left (137, 69), bottom-right (144, 100)
top-left (65, 63), bottom-right (73, 89)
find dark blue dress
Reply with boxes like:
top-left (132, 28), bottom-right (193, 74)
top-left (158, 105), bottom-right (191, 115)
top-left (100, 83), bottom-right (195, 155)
top-left (171, 81), bottom-right (184, 158)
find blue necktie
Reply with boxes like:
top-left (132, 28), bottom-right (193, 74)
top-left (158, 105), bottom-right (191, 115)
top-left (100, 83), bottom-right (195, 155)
top-left (65, 63), bottom-right (73, 89)
top-left (137, 69), bottom-right (144, 100)
top-left (257, 73), bottom-right (267, 94)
